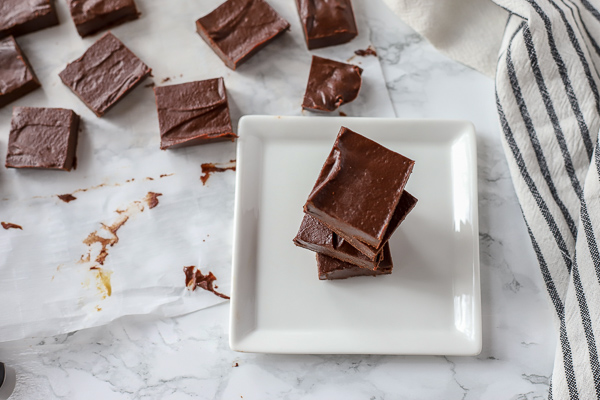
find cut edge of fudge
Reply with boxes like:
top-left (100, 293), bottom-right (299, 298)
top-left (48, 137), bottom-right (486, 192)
top-left (0, 0), bottom-right (59, 39)
top-left (295, 0), bottom-right (358, 50)
top-left (293, 213), bottom-right (385, 270)
top-left (304, 127), bottom-right (415, 248)
top-left (58, 32), bottom-right (151, 117)
top-left (316, 244), bottom-right (393, 280)
top-left (5, 107), bottom-right (79, 171)
top-left (195, 0), bottom-right (290, 70)
top-left (0, 36), bottom-right (41, 109)
top-left (154, 78), bottom-right (237, 150)
top-left (68, 0), bottom-right (140, 37)
top-left (329, 191), bottom-right (418, 260)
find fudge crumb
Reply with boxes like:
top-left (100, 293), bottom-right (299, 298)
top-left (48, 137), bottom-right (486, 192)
top-left (126, 178), bottom-right (135, 183)
top-left (145, 192), bottom-right (162, 209)
top-left (58, 194), bottom-right (77, 203)
top-left (233, 362), bottom-right (239, 367)
top-left (354, 46), bottom-right (377, 57)
top-left (200, 161), bottom-right (236, 185)
top-left (2, 222), bottom-right (22, 230)
top-left (145, 177), bottom-right (154, 181)
top-left (339, 111), bottom-right (347, 117)
top-left (184, 266), bottom-right (230, 299)
top-left (161, 77), bottom-right (171, 83)
top-left (144, 82), bottom-right (156, 88)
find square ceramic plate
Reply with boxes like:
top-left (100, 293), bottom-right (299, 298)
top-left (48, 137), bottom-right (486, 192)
top-left (230, 116), bottom-right (481, 355)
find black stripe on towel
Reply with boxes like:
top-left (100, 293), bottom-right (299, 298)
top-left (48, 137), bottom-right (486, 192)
top-left (496, 93), bottom-right (573, 273)
top-left (506, 26), bottom-right (578, 240)
top-left (525, 0), bottom-right (595, 158)
top-left (525, 220), bottom-right (564, 318)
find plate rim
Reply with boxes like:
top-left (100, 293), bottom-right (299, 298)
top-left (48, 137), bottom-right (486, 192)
top-left (229, 115), bottom-right (481, 355)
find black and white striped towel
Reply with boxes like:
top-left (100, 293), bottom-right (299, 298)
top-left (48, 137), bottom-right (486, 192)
top-left (384, 0), bottom-right (600, 398)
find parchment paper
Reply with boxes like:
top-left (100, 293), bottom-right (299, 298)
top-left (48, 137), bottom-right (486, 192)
top-left (0, 0), bottom-right (395, 342)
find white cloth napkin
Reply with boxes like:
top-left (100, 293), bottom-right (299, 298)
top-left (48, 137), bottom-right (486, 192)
top-left (383, 0), bottom-right (600, 398)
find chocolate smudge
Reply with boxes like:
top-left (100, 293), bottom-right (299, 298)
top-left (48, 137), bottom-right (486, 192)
top-left (200, 161), bottom-right (236, 185)
top-left (183, 266), bottom-right (230, 299)
top-left (83, 215), bottom-right (131, 265)
top-left (160, 173), bottom-right (173, 178)
top-left (339, 111), bottom-right (347, 116)
top-left (58, 194), bottom-right (77, 203)
top-left (145, 192), bottom-right (162, 209)
top-left (354, 46), bottom-right (377, 57)
top-left (144, 82), bottom-right (155, 88)
top-left (2, 222), bottom-right (22, 230)
top-left (161, 77), bottom-right (171, 83)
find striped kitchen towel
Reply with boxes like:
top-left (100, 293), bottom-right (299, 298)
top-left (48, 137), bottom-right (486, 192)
top-left (384, 0), bottom-right (600, 398)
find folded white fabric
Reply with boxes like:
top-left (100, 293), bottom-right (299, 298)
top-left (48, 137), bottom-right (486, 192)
top-left (383, 0), bottom-right (600, 398)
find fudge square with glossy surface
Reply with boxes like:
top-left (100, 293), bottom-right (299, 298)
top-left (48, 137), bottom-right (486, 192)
top-left (0, 36), bottom-right (41, 109)
top-left (5, 107), bottom-right (80, 171)
top-left (67, 0), bottom-right (140, 37)
top-left (196, 0), bottom-right (290, 70)
top-left (304, 126), bottom-right (415, 249)
top-left (59, 32), bottom-right (151, 117)
top-left (154, 78), bottom-right (237, 149)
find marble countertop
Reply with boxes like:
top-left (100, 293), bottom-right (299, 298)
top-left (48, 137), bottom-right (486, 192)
top-left (0, 1), bottom-right (556, 399)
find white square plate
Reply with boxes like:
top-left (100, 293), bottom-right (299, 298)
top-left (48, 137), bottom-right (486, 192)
top-left (230, 116), bottom-right (481, 355)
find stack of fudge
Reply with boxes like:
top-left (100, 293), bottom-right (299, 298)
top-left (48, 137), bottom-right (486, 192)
top-left (294, 127), bottom-right (417, 280)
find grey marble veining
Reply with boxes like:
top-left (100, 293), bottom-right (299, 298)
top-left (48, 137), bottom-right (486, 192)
top-left (0, 0), bottom-right (556, 399)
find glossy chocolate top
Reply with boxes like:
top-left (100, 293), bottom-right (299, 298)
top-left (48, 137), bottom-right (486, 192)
top-left (302, 56), bottom-right (362, 112)
top-left (59, 32), bottom-right (150, 116)
top-left (0, 36), bottom-right (39, 99)
top-left (305, 127), bottom-right (415, 247)
top-left (296, 0), bottom-right (358, 49)
top-left (154, 78), bottom-right (235, 149)
top-left (0, 0), bottom-right (57, 38)
top-left (196, 0), bottom-right (290, 69)
top-left (68, 0), bottom-right (137, 24)
top-left (68, 0), bottom-right (139, 37)
top-left (6, 107), bottom-right (79, 170)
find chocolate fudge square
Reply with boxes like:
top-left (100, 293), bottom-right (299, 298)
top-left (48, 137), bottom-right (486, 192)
top-left (294, 214), bottom-right (386, 270)
top-left (196, 0), bottom-right (290, 70)
top-left (67, 0), bottom-right (140, 37)
top-left (5, 107), bottom-right (79, 171)
top-left (154, 78), bottom-right (237, 149)
top-left (317, 246), bottom-right (392, 281)
top-left (0, 36), bottom-right (41, 109)
top-left (302, 56), bottom-right (362, 112)
top-left (59, 32), bottom-right (151, 117)
top-left (334, 190), bottom-right (418, 260)
top-left (304, 127), bottom-right (415, 249)
top-left (0, 0), bottom-right (59, 39)
top-left (296, 190), bottom-right (417, 264)
top-left (295, 0), bottom-right (358, 50)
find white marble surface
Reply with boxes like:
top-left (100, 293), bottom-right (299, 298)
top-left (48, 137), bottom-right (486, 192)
top-left (0, 0), bottom-right (557, 399)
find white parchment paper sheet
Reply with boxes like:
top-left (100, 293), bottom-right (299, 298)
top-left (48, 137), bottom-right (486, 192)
top-left (0, 0), bottom-right (395, 342)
